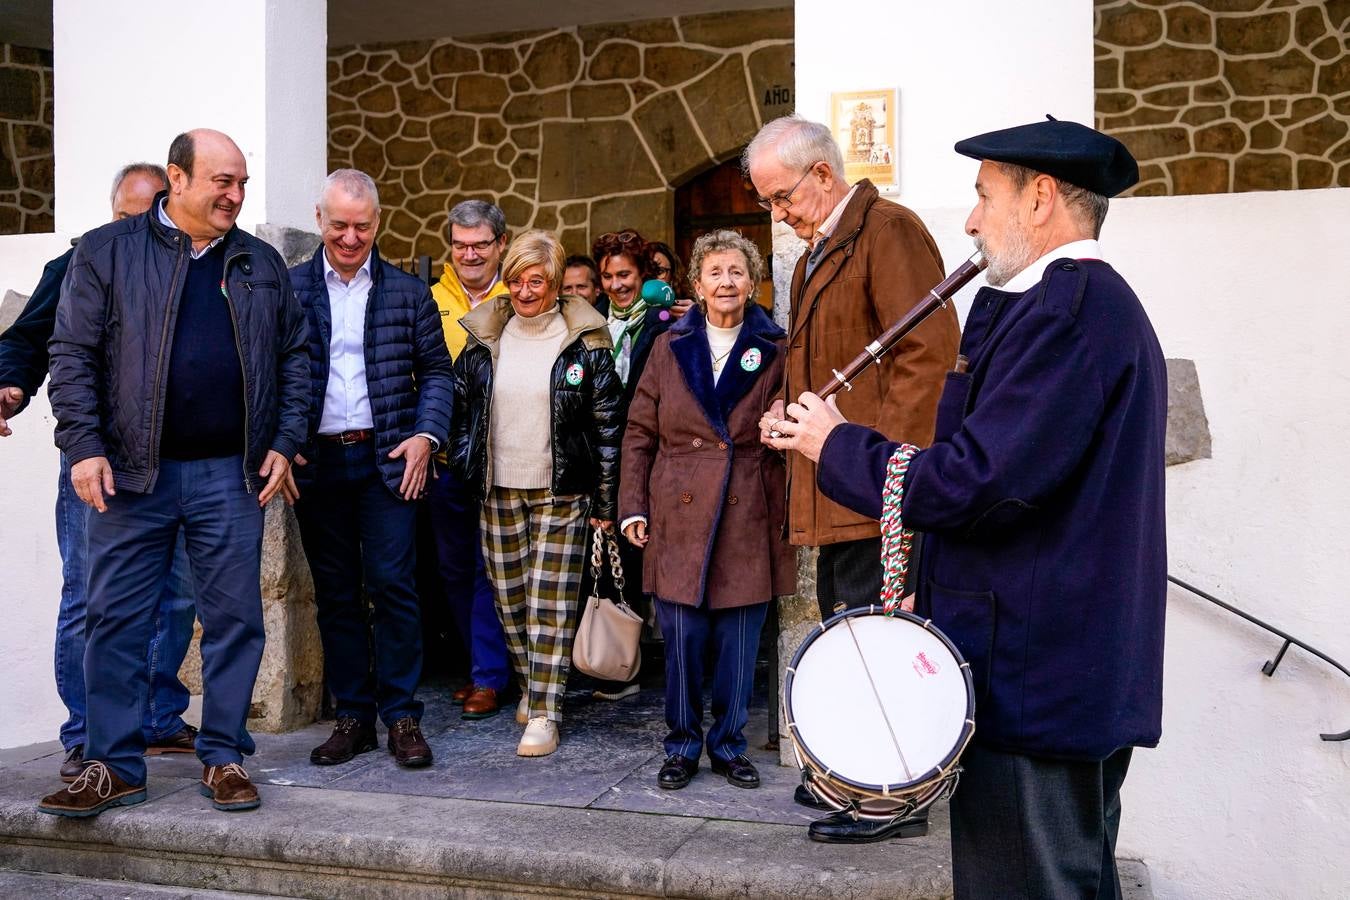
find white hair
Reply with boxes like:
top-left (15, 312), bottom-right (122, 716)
top-left (319, 168), bottom-right (380, 215)
top-left (742, 114), bottom-right (846, 178)
top-left (108, 162), bottom-right (167, 208)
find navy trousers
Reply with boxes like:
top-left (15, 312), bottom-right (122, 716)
top-left (427, 465), bottom-right (509, 691)
top-left (84, 456), bottom-right (264, 785)
top-left (951, 743), bottom-right (1133, 900)
top-left (655, 599), bottom-right (767, 763)
top-left (296, 440), bottom-right (424, 726)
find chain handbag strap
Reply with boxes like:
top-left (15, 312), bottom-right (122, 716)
top-left (589, 527), bottom-right (628, 596)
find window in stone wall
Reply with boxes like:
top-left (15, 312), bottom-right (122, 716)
top-left (1095, 0), bottom-right (1350, 196)
top-left (0, 44), bottom-right (55, 234)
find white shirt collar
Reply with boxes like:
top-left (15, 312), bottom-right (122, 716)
top-left (322, 246), bottom-right (374, 285)
top-left (157, 198), bottom-right (226, 259)
top-left (1002, 239), bottom-right (1103, 293)
top-left (811, 183), bottom-right (859, 248)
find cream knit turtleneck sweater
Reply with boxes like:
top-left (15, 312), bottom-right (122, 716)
top-left (491, 305), bottom-right (569, 489)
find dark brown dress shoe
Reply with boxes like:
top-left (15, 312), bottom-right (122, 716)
top-left (60, 745), bottom-right (86, 783)
top-left (39, 760), bottom-right (146, 818)
top-left (657, 754), bottom-right (699, 790)
top-left (461, 686), bottom-right (500, 720)
top-left (451, 684), bottom-right (473, 705)
top-left (711, 754), bottom-right (760, 789)
top-left (388, 717), bottom-right (433, 768)
top-left (200, 763), bottom-right (260, 811)
top-left (146, 723), bottom-right (198, 756)
top-left (310, 717), bottom-right (377, 765)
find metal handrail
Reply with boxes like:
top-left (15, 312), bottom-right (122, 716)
top-left (1168, 575), bottom-right (1349, 742)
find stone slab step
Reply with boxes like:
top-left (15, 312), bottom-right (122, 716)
top-left (0, 765), bottom-right (1151, 899)
top-left (0, 870), bottom-right (290, 899)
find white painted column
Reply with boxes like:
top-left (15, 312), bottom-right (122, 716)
top-left (0, 0), bottom-right (327, 751)
top-left (52, 0), bottom-right (327, 235)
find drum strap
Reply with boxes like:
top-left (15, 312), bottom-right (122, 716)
top-left (879, 443), bottom-right (921, 614)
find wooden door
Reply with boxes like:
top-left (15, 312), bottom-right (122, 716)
top-left (674, 156), bottom-right (774, 310)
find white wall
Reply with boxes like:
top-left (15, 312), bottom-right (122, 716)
top-left (52, 0), bottom-right (327, 236)
top-left (0, 233), bottom-right (80, 748)
top-left (795, 1), bottom-right (1350, 897)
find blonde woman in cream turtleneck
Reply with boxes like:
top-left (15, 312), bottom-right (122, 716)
top-left (450, 230), bottom-right (624, 757)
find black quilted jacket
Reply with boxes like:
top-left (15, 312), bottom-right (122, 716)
top-left (48, 193), bottom-right (309, 494)
top-left (290, 245), bottom-right (454, 497)
top-left (451, 294), bottom-right (624, 520)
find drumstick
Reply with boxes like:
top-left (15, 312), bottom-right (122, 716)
top-left (842, 615), bottom-right (914, 783)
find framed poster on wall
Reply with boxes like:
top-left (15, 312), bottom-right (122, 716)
top-left (829, 89), bottom-right (899, 192)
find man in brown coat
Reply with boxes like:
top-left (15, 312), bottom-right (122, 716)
top-left (747, 115), bottom-right (959, 617)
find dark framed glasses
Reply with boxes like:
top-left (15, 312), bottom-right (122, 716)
top-left (754, 162), bottom-right (822, 211)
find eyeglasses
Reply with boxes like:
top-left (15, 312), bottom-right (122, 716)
top-left (597, 230), bottom-right (640, 244)
top-left (507, 277), bottom-right (548, 291)
top-left (754, 162), bottom-right (822, 211)
top-left (451, 239), bottom-right (499, 253)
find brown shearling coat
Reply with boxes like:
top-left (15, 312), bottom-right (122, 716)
top-left (784, 179), bottom-right (960, 546)
top-left (619, 306), bottom-right (796, 609)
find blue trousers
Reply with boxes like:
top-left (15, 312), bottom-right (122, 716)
top-left (84, 456), bottom-right (264, 785)
top-left (427, 465), bottom-right (509, 691)
top-left (55, 454), bottom-right (197, 751)
top-left (295, 440), bottom-right (424, 726)
top-left (655, 599), bottom-right (767, 764)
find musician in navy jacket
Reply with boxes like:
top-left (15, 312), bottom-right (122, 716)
top-left (765, 119), bottom-right (1167, 900)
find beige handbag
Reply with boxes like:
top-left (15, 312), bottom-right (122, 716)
top-left (572, 527), bottom-right (643, 682)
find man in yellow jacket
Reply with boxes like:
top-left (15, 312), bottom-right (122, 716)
top-left (428, 200), bottom-right (512, 719)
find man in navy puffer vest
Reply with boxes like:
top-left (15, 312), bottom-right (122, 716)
top-left (289, 170), bottom-right (454, 770)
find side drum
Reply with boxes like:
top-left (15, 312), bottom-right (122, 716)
top-left (783, 606), bottom-right (975, 820)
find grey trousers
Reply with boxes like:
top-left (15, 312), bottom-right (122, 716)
top-left (951, 743), bottom-right (1133, 900)
top-left (814, 536), bottom-right (883, 620)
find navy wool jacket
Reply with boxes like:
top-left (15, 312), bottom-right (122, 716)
top-left (818, 259), bottom-right (1168, 761)
top-left (0, 247), bottom-right (74, 412)
top-left (291, 246), bottom-right (454, 497)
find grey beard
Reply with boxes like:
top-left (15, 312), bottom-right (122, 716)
top-left (975, 229), bottom-right (1036, 288)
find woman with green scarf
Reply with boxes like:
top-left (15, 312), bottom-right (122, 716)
top-left (585, 228), bottom-right (677, 702)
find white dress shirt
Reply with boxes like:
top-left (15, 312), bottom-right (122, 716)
top-left (1002, 239), bottom-right (1103, 294)
top-left (318, 251), bottom-right (375, 434)
top-left (157, 199), bottom-right (225, 260)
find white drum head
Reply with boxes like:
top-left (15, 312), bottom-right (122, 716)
top-left (788, 611), bottom-right (971, 791)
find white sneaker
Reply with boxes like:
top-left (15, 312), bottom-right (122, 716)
top-left (516, 696), bottom-right (529, 725)
top-left (516, 717), bottom-right (559, 757)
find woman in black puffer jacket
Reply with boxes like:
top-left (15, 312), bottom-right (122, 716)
top-left (450, 229), bottom-right (623, 758)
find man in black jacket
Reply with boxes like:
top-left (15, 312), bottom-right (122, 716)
top-left (39, 129), bottom-right (309, 818)
top-left (0, 163), bottom-right (203, 783)
top-left (289, 169), bottom-right (454, 769)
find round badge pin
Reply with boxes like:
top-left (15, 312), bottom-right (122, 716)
top-left (565, 363), bottom-right (585, 386)
top-left (740, 348), bottom-right (762, 372)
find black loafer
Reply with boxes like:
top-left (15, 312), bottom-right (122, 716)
top-left (794, 782), bottom-right (833, 810)
top-left (657, 754), bottom-right (699, 790)
top-left (710, 754), bottom-right (760, 789)
top-left (807, 809), bottom-right (930, 843)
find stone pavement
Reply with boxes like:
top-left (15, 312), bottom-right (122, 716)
top-left (0, 679), bottom-right (1153, 898)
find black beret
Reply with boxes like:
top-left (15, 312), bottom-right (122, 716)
top-left (954, 115), bottom-right (1139, 197)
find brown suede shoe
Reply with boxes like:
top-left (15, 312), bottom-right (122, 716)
top-left (310, 717), bottom-right (378, 765)
top-left (461, 686), bottom-right (500, 720)
top-left (39, 760), bottom-right (146, 818)
top-left (146, 723), bottom-right (198, 756)
top-left (387, 717), bottom-right (432, 768)
top-left (200, 763), bottom-right (260, 811)
top-left (59, 745), bottom-right (86, 783)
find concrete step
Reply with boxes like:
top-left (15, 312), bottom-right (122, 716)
top-left (0, 764), bottom-right (1151, 900)
top-left (0, 870), bottom-right (289, 899)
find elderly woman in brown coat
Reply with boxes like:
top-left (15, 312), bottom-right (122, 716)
top-left (620, 229), bottom-right (796, 791)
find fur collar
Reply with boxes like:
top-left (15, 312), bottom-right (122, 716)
top-left (461, 294), bottom-right (611, 355)
top-left (669, 304), bottom-right (784, 440)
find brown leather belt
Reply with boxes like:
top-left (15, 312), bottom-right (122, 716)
top-left (317, 429), bottom-right (374, 445)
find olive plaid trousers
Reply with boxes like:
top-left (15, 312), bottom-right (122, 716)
top-left (480, 487), bottom-right (589, 722)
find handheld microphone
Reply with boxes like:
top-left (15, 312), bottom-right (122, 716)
top-left (640, 279), bottom-right (675, 309)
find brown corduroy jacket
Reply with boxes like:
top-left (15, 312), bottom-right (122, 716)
top-left (784, 179), bottom-right (960, 547)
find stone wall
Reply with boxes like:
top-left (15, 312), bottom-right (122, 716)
top-left (0, 44), bottom-right (54, 234)
top-left (1095, 0), bottom-right (1350, 195)
top-left (327, 10), bottom-right (794, 264)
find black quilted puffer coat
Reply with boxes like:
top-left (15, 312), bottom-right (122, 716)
top-left (49, 194), bottom-right (309, 494)
top-left (451, 294), bottom-right (624, 520)
top-left (290, 245), bottom-right (454, 497)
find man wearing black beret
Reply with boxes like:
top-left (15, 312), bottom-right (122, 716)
top-left (766, 117), bottom-right (1167, 898)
